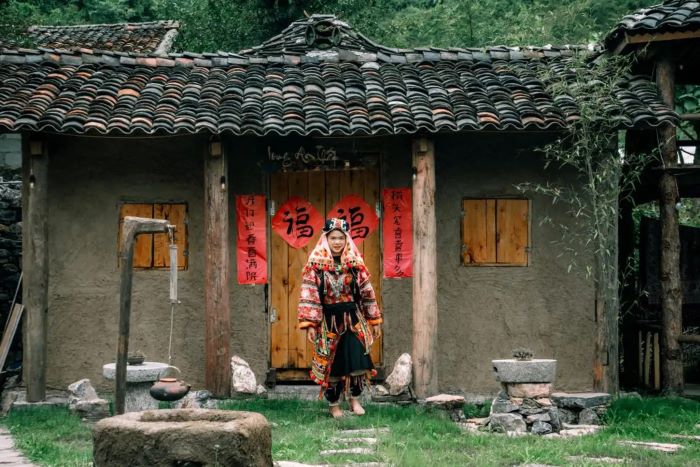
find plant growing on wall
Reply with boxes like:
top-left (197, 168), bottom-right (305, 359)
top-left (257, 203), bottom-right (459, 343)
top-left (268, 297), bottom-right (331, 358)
top-left (517, 53), bottom-right (655, 395)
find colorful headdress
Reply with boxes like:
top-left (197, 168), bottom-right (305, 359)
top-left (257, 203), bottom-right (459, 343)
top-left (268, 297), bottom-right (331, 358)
top-left (304, 218), bottom-right (365, 272)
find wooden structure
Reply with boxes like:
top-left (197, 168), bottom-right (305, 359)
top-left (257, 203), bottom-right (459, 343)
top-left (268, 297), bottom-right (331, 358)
top-left (1, 15), bottom-right (676, 397)
top-left (606, 0), bottom-right (700, 394)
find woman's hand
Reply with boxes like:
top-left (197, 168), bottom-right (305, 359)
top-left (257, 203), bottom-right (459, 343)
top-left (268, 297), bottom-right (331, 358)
top-left (371, 324), bottom-right (381, 339)
top-left (307, 327), bottom-right (317, 344)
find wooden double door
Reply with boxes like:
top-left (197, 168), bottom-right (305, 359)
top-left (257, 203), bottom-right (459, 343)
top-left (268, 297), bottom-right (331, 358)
top-left (270, 168), bottom-right (382, 377)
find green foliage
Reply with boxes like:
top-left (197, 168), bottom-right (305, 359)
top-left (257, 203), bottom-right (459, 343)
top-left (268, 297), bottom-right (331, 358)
top-left (0, 0), bottom-right (660, 52)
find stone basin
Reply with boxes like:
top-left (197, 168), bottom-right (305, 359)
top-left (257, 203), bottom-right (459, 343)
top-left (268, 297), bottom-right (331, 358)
top-left (492, 359), bottom-right (557, 383)
top-left (93, 409), bottom-right (272, 466)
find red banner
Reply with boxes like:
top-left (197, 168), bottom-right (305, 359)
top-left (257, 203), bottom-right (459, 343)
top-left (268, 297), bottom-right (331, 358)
top-left (271, 196), bottom-right (323, 249)
top-left (382, 188), bottom-right (412, 278)
top-left (327, 194), bottom-right (379, 245)
top-left (236, 195), bottom-right (267, 285)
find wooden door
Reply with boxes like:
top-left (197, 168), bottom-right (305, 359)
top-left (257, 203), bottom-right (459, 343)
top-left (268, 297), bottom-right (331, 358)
top-left (270, 169), bottom-right (382, 376)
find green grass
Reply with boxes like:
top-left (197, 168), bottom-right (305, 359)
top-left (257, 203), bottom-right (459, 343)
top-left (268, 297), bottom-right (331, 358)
top-left (2, 397), bottom-right (700, 466)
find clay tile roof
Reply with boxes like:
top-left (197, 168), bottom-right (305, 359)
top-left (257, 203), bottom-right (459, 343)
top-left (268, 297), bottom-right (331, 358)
top-left (1, 20), bottom-right (180, 54)
top-left (0, 15), bottom-right (676, 136)
top-left (605, 0), bottom-right (700, 49)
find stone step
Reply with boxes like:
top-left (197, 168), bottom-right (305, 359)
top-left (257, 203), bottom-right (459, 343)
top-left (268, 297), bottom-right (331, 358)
top-left (266, 385), bottom-right (321, 400)
top-left (320, 447), bottom-right (376, 456)
top-left (566, 456), bottom-right (625, 464)
top-left (337, 428), bottom-right (390, 436)
top-left (617, 440), bottom-right (683, 453)
top-left (331, 437), bottom-right (378, 445)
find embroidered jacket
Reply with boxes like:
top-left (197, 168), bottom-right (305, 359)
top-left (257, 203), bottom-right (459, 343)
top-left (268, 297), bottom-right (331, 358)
top-left (298, 267), bottom-right (382, 329)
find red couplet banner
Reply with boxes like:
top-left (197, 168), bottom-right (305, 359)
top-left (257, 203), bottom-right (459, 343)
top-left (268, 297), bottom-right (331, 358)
top-left (236, 195), bottom-right (267, 285)
top-left (382, 188), bottom-right (412, 278)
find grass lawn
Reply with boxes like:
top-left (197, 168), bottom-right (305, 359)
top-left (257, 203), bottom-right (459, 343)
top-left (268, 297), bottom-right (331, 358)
top-left (1, 396), bottom-right (699, 466)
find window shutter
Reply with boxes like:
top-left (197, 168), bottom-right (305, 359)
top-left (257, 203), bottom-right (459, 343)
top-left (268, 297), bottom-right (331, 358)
top-left (118, 203), bottom-right (154, 268)
top-left (462, 199), bottom-right (496, 264)
top-left (496, 199), bottom-right (529, 265)
top-left (153, 203), bottom-right (188, 270)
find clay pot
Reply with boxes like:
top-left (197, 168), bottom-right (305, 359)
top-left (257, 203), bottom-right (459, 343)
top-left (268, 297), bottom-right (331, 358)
top-left (149, 377), bottom-right (191, 402)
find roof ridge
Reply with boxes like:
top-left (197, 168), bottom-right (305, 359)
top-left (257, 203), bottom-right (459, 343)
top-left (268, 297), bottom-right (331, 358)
top-left (28, 20), bottom-right (180, 31)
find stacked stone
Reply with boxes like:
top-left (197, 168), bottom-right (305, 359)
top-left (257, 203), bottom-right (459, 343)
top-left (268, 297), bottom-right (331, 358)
top-left (551, 392), bottom-right (612, 425)
top-left (488, 358), bottom-right (560, 435)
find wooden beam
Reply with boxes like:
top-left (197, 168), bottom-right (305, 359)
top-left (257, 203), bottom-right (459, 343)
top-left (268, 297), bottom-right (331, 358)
top-left (116, 216), bottom-right (170, 415)
top-left (679, 113), bottom-right (700, 122)
top-left (412, 137), bottom-right (438, 398)
top-left (21, 134), bottom-right (48, 402)
top-left (627, 29), bottom-right (700, 45)
top-left (655, 57), bottom-right (685, 395)
top-left (204, 142), bottom-right (231, 397)
top-left (678, 335), bottom-right (700, 344)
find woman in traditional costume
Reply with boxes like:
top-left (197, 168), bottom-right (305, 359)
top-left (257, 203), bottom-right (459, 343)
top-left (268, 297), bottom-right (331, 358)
top-left (298, 218), bottom-right (382, 418)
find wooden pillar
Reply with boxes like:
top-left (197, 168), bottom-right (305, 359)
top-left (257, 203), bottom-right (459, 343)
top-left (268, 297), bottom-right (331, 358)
top-left (21, 134), bottom-right (49, 402)
top-left (204, 139), bottom-right (231, 397)
top-left (412, 137), bottom-right (438, 398)
top-left (655, 57), bottom-right (684, 395)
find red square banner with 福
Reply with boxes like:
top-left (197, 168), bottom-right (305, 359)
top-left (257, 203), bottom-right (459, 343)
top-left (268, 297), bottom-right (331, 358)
top-left (236, 195), bottom-right (267, 285)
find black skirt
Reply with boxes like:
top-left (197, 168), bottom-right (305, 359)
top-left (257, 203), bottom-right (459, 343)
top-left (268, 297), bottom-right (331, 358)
top-left (323, 302), bottom-right (374, 377)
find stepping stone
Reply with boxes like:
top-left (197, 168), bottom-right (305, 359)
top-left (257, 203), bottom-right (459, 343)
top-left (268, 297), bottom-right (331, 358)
top-left (457, 421), bottom-right (482, 433)
top-left (338, 428), bottom-right (390, 436)
top-left (566, 456), bottom-right (625, 464)
top-left (551, 392), bottom-right (611, 409)
top-left (331, 437), bottom-right (378, 445)
top-left (320, 447), bottom-right (377, 456)
top-left (618, 440), bottom-right (683, 452)
top-left (669, 434), bottom-right (700, 441)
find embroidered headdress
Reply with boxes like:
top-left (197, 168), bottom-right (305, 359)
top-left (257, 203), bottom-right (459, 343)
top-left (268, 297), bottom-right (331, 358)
top-left (304, 218), bottom-right (365, 272)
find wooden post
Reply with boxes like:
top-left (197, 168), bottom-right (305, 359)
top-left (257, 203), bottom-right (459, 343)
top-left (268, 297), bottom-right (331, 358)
top-left (655, 57), bottom-right (684, 395)
top-left (412, 137), bottom-right (438, 398)
top-left (204, 140), bottom-right (231, 397)
top-left (116, 217), bottom-right (170, 415)
top-left (21, 134), bottom-right (48, 402)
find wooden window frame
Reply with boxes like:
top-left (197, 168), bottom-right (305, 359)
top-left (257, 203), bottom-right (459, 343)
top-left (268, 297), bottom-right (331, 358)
top-left (117, 202), bottom-right (189, 270)
top-left (461, 197), bottom-right (531, 267)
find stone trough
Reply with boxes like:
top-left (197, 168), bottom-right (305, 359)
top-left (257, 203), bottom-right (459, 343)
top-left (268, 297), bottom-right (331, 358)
top-left (93, 409), bottom-right (272, 467)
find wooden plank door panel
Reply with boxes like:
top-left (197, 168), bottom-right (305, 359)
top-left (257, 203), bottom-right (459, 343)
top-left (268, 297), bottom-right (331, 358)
top-left (270, 173), bottom-right (289, 368)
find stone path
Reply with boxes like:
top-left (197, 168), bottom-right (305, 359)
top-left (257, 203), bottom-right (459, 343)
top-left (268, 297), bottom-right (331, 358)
top-left (276, 426), bottom-right (390, 467)
top-left (617, 440), bottom-right (683, 453)
top-left (0, 428), bottom-right (35, 467)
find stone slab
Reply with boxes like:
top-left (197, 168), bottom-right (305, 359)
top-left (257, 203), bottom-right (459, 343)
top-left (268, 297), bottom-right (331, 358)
top-left (492, 359), bottom-right (556, 383)
top-left (320, 447), bottom-right (376, 456)
top-left (425, 394), bottom-right (465, 409)
top-left (331, 437), bottom-right (378, 445)
top-left (669, 434), bottom-right (700, 441)
top-left (102, 362), bottom-right (170, 382)
top-left (507, 383), bottom-right (551, 399)
top-left (551, 392), bottom-right (611, 409)
top-left (338, 428), bottom-right (390, 436)
top-left (618, 440), bottom-right (683, 453)
top-left (566, 456), bottom-right (624, 464)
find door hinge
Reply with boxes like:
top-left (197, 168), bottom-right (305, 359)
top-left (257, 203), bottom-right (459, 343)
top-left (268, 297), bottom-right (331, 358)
top-left (270, 307), bottom-right (277, 323)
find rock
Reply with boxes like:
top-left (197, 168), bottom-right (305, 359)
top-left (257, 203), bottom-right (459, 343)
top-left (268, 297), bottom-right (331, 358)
top-left (506, 383), bottom-right (551, 399)
top-left (547, 407), bottom-right (561, 432)
top-left (71, 399), bottom-right (110, 423)
top-left (490, 396), bottom-right (521, 414)
top-left (557, 407), bottom-right (578, 424)
top-left (491, 359), bottom-right (556, 383)
top-left (425, 394), bottom-right (465, 410)
top-left (531, 420), bottom-right (553, 435)
top-left (617, 440), bottom-right (683, 453)
top-left (579, 407), bottom-right (601, 425)
top-left (172, 390), bottom-right (214, 409)
top-left (520, 407), bottom-right (546, 416)
top-left (559, 426), bottom-right (600, 437)
top-left (535, 398), bottom-right (552, 407)
top-left (551, 392), bottom-right (611, 409)
top-left (230, 356), bottom-right (257, 394)
top-left (488, 413), bottom-right (526, 434)
top-left (385, 353), bottom-right (412, 395)
top-left (68, 379), bottom-right (99, 402)
top-left (373, 384), bottom-right (389, 396)
top-left (256, 385), bottom-right (268, 396)
top-left (526, 413), bottom-right (551, 424)
top-left (93, 409), bottom-right (272, 466)
top-left (620, 391), bottom-right (642, 399)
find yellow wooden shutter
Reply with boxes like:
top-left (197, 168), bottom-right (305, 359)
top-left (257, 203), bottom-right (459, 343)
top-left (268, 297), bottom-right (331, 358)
top-left (496, 199), bottom-right (529, 265)
top-left (153, 204), bottom-right (188, 270)
top-left (118, 203), bottom-right (154, 268)
top-left (462, 199), bottom-right (496, 264)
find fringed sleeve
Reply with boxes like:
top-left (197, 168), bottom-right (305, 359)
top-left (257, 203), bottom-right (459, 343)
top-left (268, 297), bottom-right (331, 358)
top-left (298, 267), bottom-right (323, 328)
top-left (357, 268), bottom-right (382, 325)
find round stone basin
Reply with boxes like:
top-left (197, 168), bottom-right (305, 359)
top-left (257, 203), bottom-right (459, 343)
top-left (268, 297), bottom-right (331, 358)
top-left (492, 359), bottom-right (557, 383)
top-left (93, 409), bottom-right (272, 467)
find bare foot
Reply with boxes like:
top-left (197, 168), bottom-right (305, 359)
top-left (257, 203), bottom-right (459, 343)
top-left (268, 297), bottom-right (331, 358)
top-left (349, 397), bottom-right (365, 416)
top-left (329, 404), bottom-right (343, 419)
